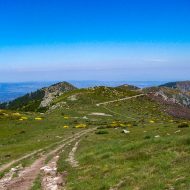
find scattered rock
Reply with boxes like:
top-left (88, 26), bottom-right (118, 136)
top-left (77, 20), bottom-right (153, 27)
top-left (89, 112), bottom-right (112, 117)
top-left (175, 130), bottom-right (181, 133)
top-left (67, 95), bottom-right (77, 101)
top-left (122, 130), bottom-right (130, 134)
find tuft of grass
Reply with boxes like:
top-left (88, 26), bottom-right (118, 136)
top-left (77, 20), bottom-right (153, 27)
top-left (95, 130), bottom-right (109, 135)
top-left (31, 175), bottom-right (42, 190)
top-left (178, 123), bottom-right (189, 128)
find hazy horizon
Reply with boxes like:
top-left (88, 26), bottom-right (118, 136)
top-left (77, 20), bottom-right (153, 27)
top-left (0, 0), bottom-right (190, 82)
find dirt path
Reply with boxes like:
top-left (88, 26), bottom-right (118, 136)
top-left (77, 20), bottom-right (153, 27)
top-left (0, 149), bottom-right (43, 174)
top-left (1, 128), bottom-right (95, 190)
top-left (41, 155), bottom-right (64, 190)
top-left (95, 94), bottom-right (146, 120)
top-left (0, 134), bottom-right (73, 174)
top-left (0, 129), bottom-right (92, 174)
top-left (96, 94), bottom-right (145, 106)
top-left (41, 129), bottom-right (94, 190)
top-left (66, 140), bottom-right (81, 168)
top-left (3, 157), bottom-right (45, 190)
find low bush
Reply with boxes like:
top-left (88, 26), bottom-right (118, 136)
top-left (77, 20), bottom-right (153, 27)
top-left (178, 123), bottom-right (189, 128)
top-left (95, 130), bottom-right (109, 135)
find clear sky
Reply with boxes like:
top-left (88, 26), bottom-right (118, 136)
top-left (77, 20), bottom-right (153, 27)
top-left (0, 0), bottom-right (190, 82)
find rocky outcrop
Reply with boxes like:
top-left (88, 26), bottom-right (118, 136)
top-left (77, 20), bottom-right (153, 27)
top-left (143, 81), bottom-right (190, 119)
top-left (40, 82), bottom-right (77, 108)
top-left (160, 81), bottom-right (190, 92)
top-left (0, 82), bottom-right (77, 112)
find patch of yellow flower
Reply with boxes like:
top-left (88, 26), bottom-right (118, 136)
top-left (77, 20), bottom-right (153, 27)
top-left (63, 125), bottom-right (69, 128)
top-left (110, 121), bottom-right (129, 128)
top-left (35, 117), bottom-right (43, 121)
top-left (12, 112), bottom-right (21, 116)
top-left (75, 124), bottom-right (87, 128)
top-left (110, 123), bottom-right (118, 127)
top-left (64, 116), bottom-right (69, 119)
top-left (21, 116), bottom-right (28, 120)
top-left (149, 120), bottom-right (155, 123)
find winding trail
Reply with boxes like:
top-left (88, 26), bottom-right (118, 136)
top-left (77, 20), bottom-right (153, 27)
top-left (1, 128), bottom-right (95, 190)
top-left (96, 94), bottom-right (145, 106)
top-left (0, 149), bottom-right (43, 174)
top-left (96, 94), bottom-right (146, 120)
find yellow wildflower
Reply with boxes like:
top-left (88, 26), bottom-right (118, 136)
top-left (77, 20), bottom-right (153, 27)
top-left (35, 117), bottom-right (43, 121)
top-left (13, 113), bottom-right (21, 116)
top-left (75, 124), bottom-right (87, 128)
top-left (21, 116), bottom-right (28, 120)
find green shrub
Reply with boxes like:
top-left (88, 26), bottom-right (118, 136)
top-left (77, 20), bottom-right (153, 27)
top-left (95, 130), bottom-right (109, 135)
top-left (178, 123), bottom-right (189, 128)
top-left (144, 135), bottom-right (151, 139)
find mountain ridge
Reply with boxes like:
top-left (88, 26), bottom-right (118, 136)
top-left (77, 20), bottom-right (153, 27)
top-left (1, 80), bottom-right (190, 119)
top-left (0, 82), bottom-right (77, 112)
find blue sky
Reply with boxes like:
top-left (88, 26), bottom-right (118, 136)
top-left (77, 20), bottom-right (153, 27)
top-left (0, 0), bottom-right (190, 82)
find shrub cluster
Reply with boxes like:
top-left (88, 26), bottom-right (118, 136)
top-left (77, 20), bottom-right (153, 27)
top-left (178, 123), bottom-right (189, 128)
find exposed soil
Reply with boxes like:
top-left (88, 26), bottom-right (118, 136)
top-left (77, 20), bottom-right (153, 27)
top-left (66, 140), bottom-right (81, 168)
top-left (1, 129), bottom-right (95, 190)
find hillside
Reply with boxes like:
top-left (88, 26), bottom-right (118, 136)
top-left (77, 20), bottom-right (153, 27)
top-left (0, 82), bottom-right (77, 112)
top-left (160, 81), bottom-right (190, 92)
top-left (141, 81), bottom-right (190, 119)
top-left (1, 81), bottom-right (190, 189)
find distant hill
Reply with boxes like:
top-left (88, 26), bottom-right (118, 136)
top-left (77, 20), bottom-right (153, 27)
top-left (116, 84), bottom-right (140, 91)
top-left (0, 81), bottom-right (167, 103)
top-left (143, 81), bottom-right (190, 119)
top-left (160, 81), bottom-right (190, 92)
top-left (0, 82), bottom-right (77, 112)
top-left (2, 80), bottom-right (190, 119)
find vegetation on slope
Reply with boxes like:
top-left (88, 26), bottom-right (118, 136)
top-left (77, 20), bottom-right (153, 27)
top-left (1, 82), bottom-right (190, 189)
top-left (0, 82), bottom-right (77, 112)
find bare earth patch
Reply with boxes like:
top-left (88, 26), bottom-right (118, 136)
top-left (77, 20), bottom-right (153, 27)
top-left (1, 129), bottom-right (95, 190)
top-left (66, 140), bottom-right (81, 168)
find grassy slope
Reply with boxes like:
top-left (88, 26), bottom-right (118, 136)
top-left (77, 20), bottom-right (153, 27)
top-left (1, 87), bottom-right (190, 189)
top-left (55, 91), bottom-right (190, 190)
top-left (0, 109), bottom-right (82, 167)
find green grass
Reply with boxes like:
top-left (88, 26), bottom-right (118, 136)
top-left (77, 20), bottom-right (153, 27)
top-left (1, 87), bottom-right (190, 189)
top-left (57, 125), bottom-right (190, 190)
top-left (0, 110), bottom-right (81, 168)
top-left (31, 175), bottom-right (42, 190)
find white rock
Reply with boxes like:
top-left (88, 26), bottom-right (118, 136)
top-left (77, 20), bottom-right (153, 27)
top-left (175, 130), bottom-right (181, 133)
top-left (123, 130), bottom-right (130, 134)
